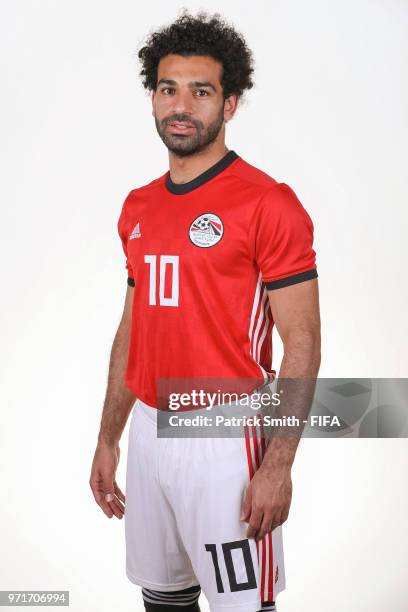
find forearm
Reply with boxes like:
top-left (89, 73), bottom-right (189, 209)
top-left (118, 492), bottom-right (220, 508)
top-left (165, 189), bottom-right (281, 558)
top-left (261, 334), bottom-right (321, 471)
top-left (98, 320), bottom-right (136, 447)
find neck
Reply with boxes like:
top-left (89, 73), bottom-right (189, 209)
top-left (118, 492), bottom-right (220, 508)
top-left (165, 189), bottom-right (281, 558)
top-left (168, 141), bottom-right (229, 185)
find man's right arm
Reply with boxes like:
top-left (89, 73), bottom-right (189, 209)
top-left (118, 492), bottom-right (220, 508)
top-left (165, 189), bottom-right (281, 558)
top-left (98, 285), bottom-right (136, 447)
top-left (89, 285), bottom-right (136, 519)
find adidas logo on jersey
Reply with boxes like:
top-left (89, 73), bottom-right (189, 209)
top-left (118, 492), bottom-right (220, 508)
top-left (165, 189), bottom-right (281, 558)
top-left (129, 222), bottom-right (141, 240)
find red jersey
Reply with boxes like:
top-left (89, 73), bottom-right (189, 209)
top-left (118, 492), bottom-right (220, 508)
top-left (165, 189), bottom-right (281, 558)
top-left (118, 150), bottom-right (318, 408)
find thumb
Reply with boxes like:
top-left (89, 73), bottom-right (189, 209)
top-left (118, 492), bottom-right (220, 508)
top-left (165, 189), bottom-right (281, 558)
top-left (240, 485), bottom-right (252, 521)
top-left (102, 471), bottom-right (115, 502)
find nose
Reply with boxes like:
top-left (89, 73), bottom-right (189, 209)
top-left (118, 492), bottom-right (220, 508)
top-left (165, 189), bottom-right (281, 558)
top-left (170, 89), bottom-right (193, 116)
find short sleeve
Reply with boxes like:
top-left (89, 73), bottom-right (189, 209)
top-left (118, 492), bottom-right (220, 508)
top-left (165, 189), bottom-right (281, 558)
top-left (117, 192), bottom-right (135, 287)
top-left (250, 182), bottom-right (318, 289)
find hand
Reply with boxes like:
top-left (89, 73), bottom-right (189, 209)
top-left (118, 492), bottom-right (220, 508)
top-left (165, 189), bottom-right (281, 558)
top-left (240, 465), bottom-right (292, 541)
top-left (89, 441), bottom-right (125, 519)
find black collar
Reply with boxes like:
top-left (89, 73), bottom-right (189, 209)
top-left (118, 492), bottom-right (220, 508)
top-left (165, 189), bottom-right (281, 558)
top-left (165, 150), bottom-right (239, 195)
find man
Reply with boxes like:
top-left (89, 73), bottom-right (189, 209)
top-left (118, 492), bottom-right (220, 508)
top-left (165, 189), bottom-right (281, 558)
top-left (90, 11), bottom-right (321, 612)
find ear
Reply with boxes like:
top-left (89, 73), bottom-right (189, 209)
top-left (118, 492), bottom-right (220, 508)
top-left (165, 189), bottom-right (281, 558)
top-left (151, 91), bottom-right (155, 117)
top-left (223, 94), bottom-right (239, 122)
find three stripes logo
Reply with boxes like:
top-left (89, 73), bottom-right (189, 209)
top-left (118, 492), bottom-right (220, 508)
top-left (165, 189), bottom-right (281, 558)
top-left (129, 222), bottom-right (141, 240)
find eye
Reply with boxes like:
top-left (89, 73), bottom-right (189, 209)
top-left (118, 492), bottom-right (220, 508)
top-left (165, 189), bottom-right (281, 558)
top-left (194, 89), bottom-right (209, 97)
top-left (161, 87), bottom-right (175, 95)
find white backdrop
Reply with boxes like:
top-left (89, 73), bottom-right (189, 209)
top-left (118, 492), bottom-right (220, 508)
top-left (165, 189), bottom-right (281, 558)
top-left (1, 1), bottom-right (407, 611)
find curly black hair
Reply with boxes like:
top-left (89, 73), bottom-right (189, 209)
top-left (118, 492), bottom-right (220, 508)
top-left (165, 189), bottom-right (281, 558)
top-left (138, 10), bottom-right (254, 99)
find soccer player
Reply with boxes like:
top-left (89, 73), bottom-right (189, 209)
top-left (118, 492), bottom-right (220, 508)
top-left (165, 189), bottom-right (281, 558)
top-left (90, 11), bottom-right (321, 612)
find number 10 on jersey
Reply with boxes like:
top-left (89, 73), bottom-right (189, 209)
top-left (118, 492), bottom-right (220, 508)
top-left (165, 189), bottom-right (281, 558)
top-left (144, 255), bottom-right (179, 307)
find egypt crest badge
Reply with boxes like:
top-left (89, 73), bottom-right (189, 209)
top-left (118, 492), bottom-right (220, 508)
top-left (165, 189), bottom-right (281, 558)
top-left (189, 213), bottom-right (224, 248)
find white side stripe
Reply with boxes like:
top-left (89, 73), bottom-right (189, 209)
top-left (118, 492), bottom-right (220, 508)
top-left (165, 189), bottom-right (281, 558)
top-left (256, 289), bottom-right (271, 364)
top-left (248, 273), bottom-right (270, 382)
top-left (248, 272), bottom-right (262, 353)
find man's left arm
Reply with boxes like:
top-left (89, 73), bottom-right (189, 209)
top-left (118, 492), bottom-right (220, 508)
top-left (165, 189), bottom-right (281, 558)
top-left (241, 277), bottom-right (321, 541)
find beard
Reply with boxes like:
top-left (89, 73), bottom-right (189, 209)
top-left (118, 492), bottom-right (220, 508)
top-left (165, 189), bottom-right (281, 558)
top-left (154, 105), bottom-right (225, 157)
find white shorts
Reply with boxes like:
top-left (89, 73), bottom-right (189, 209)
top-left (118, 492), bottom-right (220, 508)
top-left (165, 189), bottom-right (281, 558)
top-left (125, 399), bottom-right (285, 612)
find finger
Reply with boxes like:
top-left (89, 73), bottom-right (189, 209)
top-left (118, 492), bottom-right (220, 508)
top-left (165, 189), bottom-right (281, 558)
top-left (270, 507), bottom-right (287, 531)
top-left (95, 495), bottom-right (114, 518)
top-left (106, 494), bottom-right (124, 519)
top-left (96, 487), bottom-right (114, 518)
top-left (112, 493), bottom-right (125, 512)
top-left (114, 481), bottom-right (126, 503)
top-left (256, 516), bottom-right (273, 542)
top-left (240, 485), bottom-right (252, 521)
top-left (101, 471), bottom-right (118, 517)
top-left (280, 510), bottom-right (289, 524)
top-left (110, 493), bottom-right (125, 515)
top-left (113, 501), bottom-right (125, 517)
top-left (90, 476), bottom-right (114, 518)
top-left (100, 500), bottom-right (114, 518)
top-left (246, 508), bottom-right (263, 539)
top-left (102, 471), bottom-right (115, 500)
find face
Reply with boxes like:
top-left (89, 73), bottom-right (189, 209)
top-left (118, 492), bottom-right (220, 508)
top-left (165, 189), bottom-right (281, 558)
top-left (152, 54), bottom-right (238, 157)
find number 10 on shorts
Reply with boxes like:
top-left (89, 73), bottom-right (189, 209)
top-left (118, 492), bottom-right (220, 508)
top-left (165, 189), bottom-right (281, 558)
top-left (205, 539), bottom-right (257, 593)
